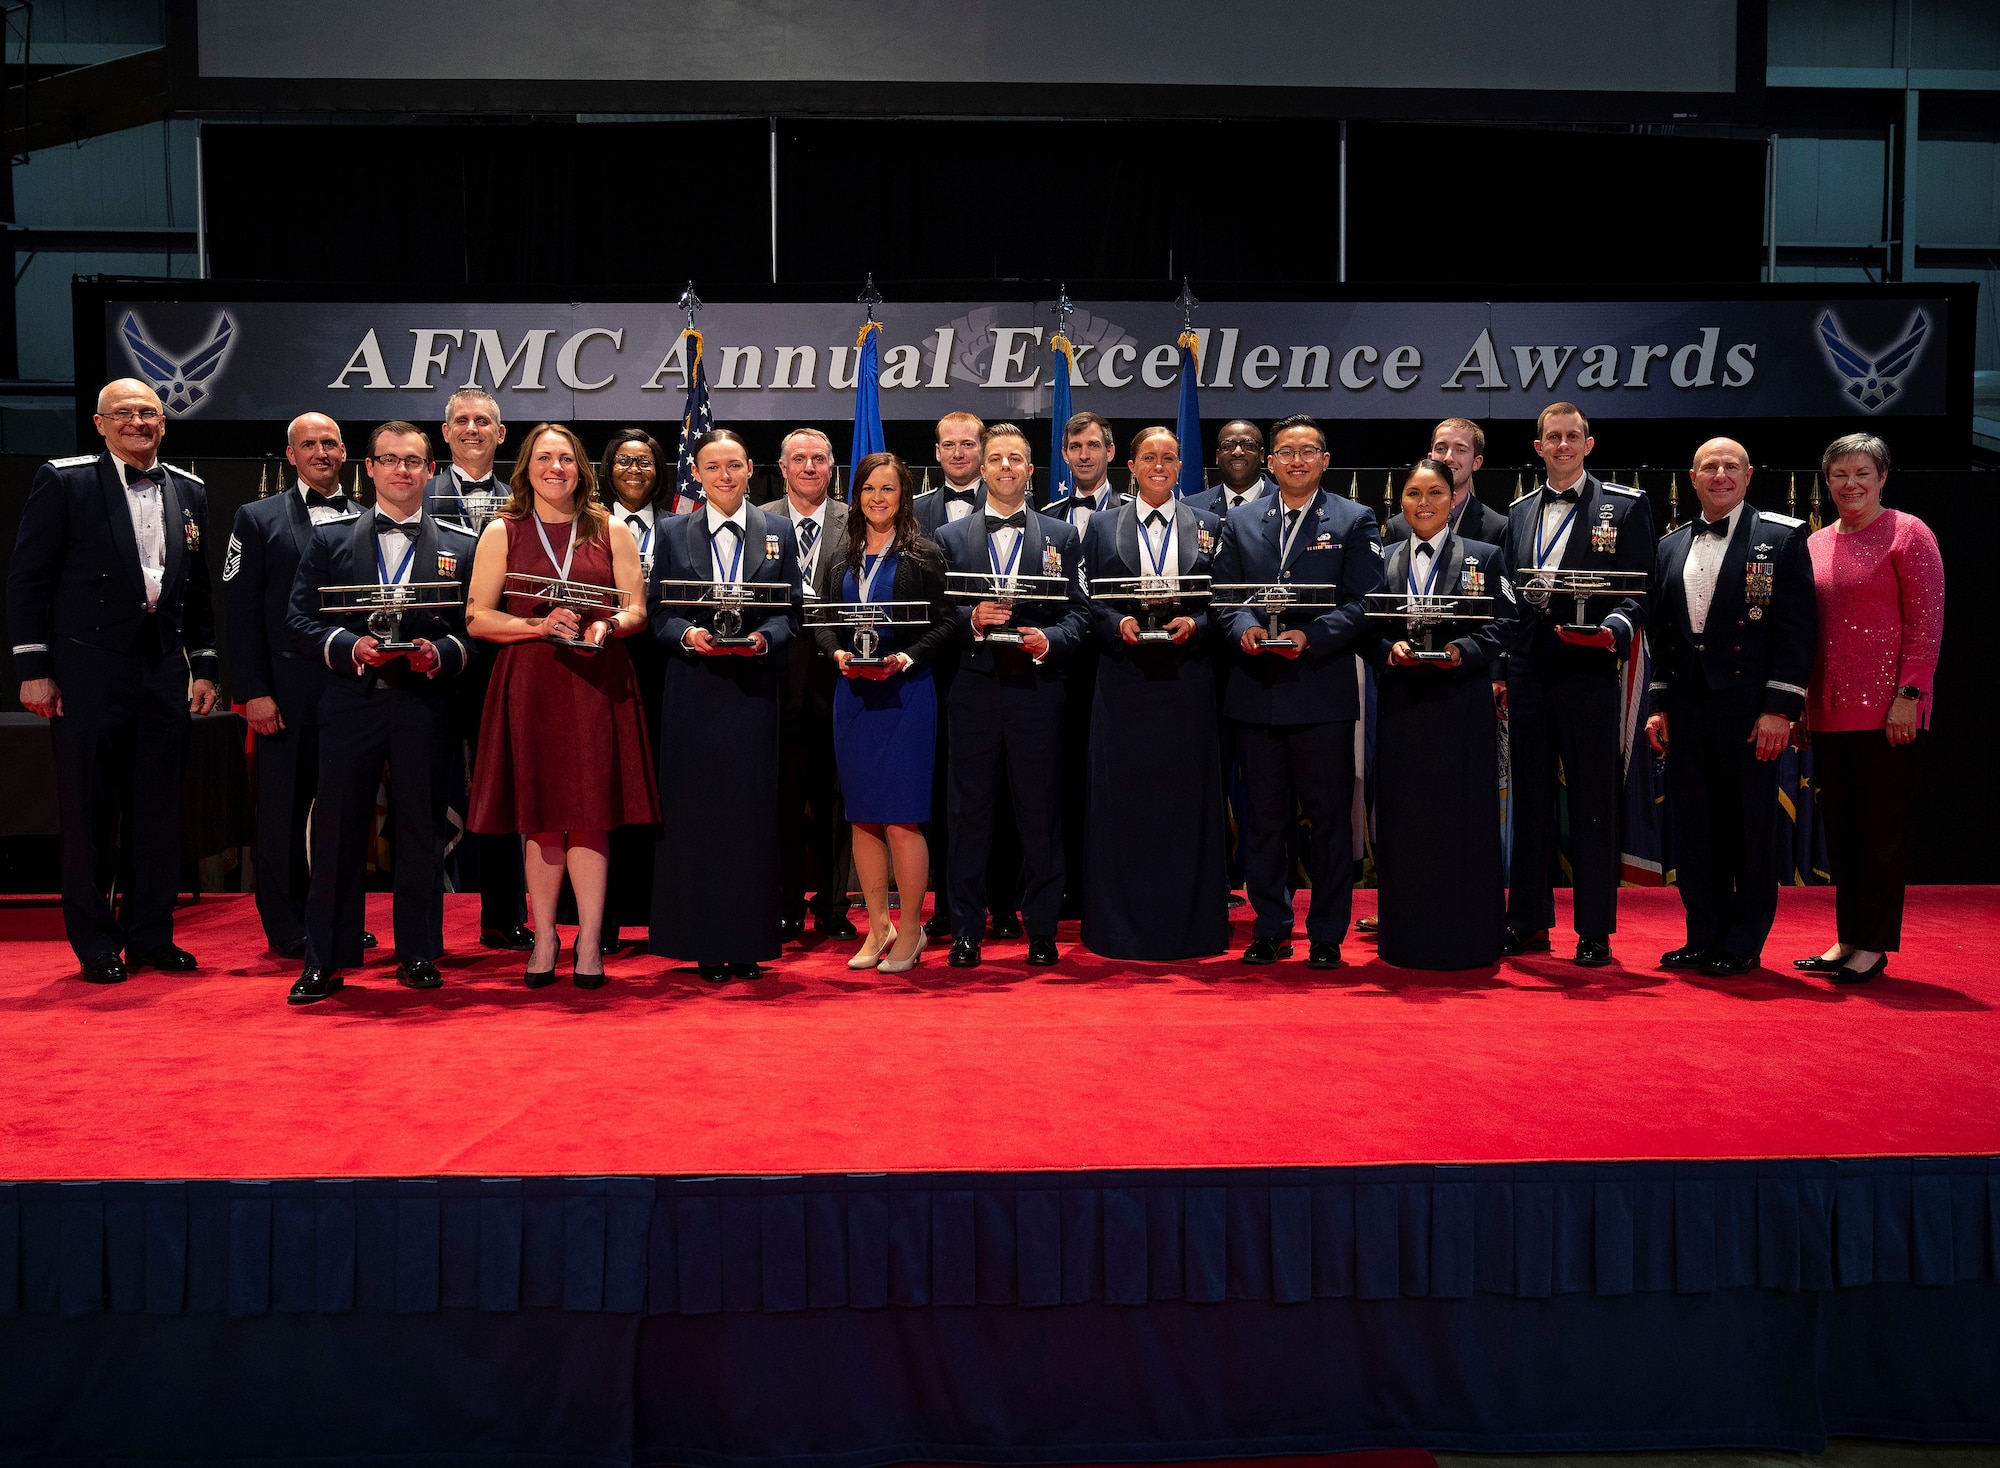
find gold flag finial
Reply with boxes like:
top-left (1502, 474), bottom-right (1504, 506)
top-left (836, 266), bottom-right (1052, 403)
top-left (1348, 470), bottom-right (1358, 501)
top-left (1809, 473), bottom-right (1823, 531)
top-left (1787, 470), bottom-right (1798, 519)
top-left (1667, 472), bottom-right (1682, 533)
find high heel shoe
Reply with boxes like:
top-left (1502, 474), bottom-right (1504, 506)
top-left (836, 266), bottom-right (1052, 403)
top-left (573, 943), bottom-right (607, 990)
top-left (878, 929), bottom-right (927, 974)
top-left (1831, 952), bottom-right (1888, 985)
top-left (525, 936), bottom-right (561, 989)
top-left (848, 926), bottom-right (897, 970)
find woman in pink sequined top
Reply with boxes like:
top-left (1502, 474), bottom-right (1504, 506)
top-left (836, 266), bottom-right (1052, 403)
top-left (1797, 433), bottom-right (1943, 985)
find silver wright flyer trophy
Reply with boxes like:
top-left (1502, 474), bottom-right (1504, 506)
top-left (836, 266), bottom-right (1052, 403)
top-left (944, 571), bottom-right (1070, 647)
top-left (652, 578), bottom-right (792, 649)
top-left (1087, 574), bottom-right (1212, 642)
top-left (1518, 568), bottom-right (1646, 635)
top-left (437, 490), bottom-right (508, 538)
top-left (803, 597), bottom-right (934, 668)
top-left (501, 573), bottom-right (633, 654)
top-left (1210, 581), bottom-right (1341, 652)
top-left (1365, 590), bottom-right (1495, 662)
top-left (318, 581), bottom-right (464, 652)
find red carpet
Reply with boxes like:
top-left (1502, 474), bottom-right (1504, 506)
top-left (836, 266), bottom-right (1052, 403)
top-left (1, 887), bottom-right (1996, 1181)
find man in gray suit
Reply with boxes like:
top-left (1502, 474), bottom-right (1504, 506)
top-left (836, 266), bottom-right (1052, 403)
top-left (763, 428), bottom-right (857, 940)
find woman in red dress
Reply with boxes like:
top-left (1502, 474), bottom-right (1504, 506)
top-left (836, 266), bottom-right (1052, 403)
top-left (466, 423), bottom-right (659, 988)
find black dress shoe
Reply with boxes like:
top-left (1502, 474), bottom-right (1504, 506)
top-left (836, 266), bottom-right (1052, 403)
top-left (1831, 953), bottom-right (1888, 985)
top-left (923, 912), bottom-right (956, 940)
top-left (1307, 941), bottom-right (1343, 969)
top-left (1499, 927), bottom-right (1552, 956)
top-left (1702, 953), bottom-right (1756, 977)
top-left (1660, 946), bottom-right (1710, 970)
top-left (361, 930), bottom-right (379, 949)
top-left (1794, 953), bottom-right (1847, 973)
top-left (397, 958), bottom-right (443, 990)
top-left (948, 936), bottom-right (981, 968)
top-left (1226, 892), bottom-right (1247, 908)
top-left (990, 912), bottom-right (1024, 940)
top-left (698, 964), bottom-right (730, 983)
top-left (128, 942), bottom-right (198, 973)
top-left (287, 966), bottom-right (342, 1005)
top-left (814, 910), bottom-right (859, 940)
top-left (481, 924), bottom-right (535, 952)
top-left (77, 954), bottom-right (127, 985)
top-left (1025, 935), bottom-right (1058, 966)
top-left (1242, 936), bottom-right (1294, 964)
top-left (778, 915), bottom-right (806, 942)
top-left (273, 937), bottom-right (309, 961)
top-left (726, 962), bottom-right (763, 981)
top-left (1574, 936), bottom-right (1613, 968)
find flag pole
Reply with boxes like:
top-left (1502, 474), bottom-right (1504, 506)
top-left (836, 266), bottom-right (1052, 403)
top-left (1050, 285), bottom-right (1077, 500)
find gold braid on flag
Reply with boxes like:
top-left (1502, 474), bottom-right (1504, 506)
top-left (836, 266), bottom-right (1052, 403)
top-left (1051, 332), bottom-right (1078, 375)
top-left (681, 327), bottom-right (705, 435)
top-left (856, 319), bottom-right (883, 350)
top-left (1176, 329), bottom-right (1201, 370)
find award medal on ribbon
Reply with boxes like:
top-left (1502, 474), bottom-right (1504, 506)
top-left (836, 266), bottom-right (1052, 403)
top-left (1745, 547), bottom-right (1774, 616)
top-left (1197, 527), bottom-right (1214, 556)
top-left (1463, 557), bottom-right (1485, 598)
top-left (183, 509), bottom-right (200, 552)
top-left (765, 533), bottom-right (781, 561)
top-left (1590, 506), bottom-right (1616, 553)
top-left (437, 552), bottom-right (457, 578)
top-left (1043, 545), bottom-right (1061, 577)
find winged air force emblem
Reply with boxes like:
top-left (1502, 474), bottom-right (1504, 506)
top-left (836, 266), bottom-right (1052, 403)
top-left (1817, 309), bottom-right (1929, 413)
top-left (121, 311), bottom-right (236, 416)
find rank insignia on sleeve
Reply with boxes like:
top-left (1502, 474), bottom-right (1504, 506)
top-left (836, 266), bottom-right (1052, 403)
top-left (1043, 545), bottom-right (1062, 576)
top-left (222, 534), bottom-right (242, 581)
top-left (437, 552), bottom-right (457, 578)
top-left (765, 534), bottom-right (781, 560)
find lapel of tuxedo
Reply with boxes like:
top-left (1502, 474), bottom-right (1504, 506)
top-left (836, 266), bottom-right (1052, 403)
top-left (1660, 528), bottom-right (1694, 631)
top-left (741, 503), bottom-right (769, 580)
top-left (1115, 500), bottom-right (1142, 574)
top-left (159, 471), bottom-right (186, 601)
top-left (1172, 503), bottom-right (1200, 572)
top-left (1716, 509), bottom-right (1756, 619)
top-left (97, 454), bottom-right (147, 602)
top-left (1020, 509), bottom-right (1047, 581)
top-left (1558, 474), bottom-right (1603, 572)
top-left (282, 488), bottom-right (314, 558)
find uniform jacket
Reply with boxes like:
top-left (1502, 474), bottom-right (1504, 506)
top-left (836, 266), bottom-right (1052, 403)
top-left (761, 493), bottom-right (849, 720)
top-left (934, 504), bottom-right (1089, 679)
top-left (222, 486), bottom-right (355, 702)
top-left (285, 509), bottom-right (478, 686)
top-left (1365, 532), bottom-right (1515, 673)
top-left (1212, 487), bottom-right (1386, 724)
top-left (648, 501), bottom-right (801, 660)
top-left (1649, 506), bottom-right (1817, 721)
top-left (1188, 476), bottom-right (1277, 518)
top-left (1498, 471), bottom-right (1653, 673)
top-left (1078, 497), bottom-right (1222, 652)
top-left (913, 482), bottom-right (986, 538)
top-left (1043, 483), bottom-right (1128, 531)
top-left (7, 450), bottom-right (218, 685)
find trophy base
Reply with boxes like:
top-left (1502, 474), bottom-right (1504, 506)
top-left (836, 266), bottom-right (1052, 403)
top-left (845, 656), bottom-right (894, 670)
top-left (1136, 628), bottom-right (1178, 643)
top-left (549, 636), bottom-right (604, 655)
top-left (372, 639), bottom-right (425, 654)
top-left (1408, 649), bottom-right (1459, 663)
top-left (985, 630), bottom-right (1025, 646)
top-left (1558, 624), bottom-right (1606, 638)
top-left (710, 635), bottom-right (763, 650)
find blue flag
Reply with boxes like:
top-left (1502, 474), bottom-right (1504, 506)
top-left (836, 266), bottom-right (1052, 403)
top-left (1618, 633), bottom-right (1670, 885)
top-left (1049, 335), bottom-right (1076, 497)
top-left (849, 322), bottom-right (886, 499)
top-left (1174, 331), bottom-right (1203, 497)
top-left (673, 328), bottom-right (713, 514)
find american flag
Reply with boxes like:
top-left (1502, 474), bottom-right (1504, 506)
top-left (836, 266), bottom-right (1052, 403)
top-left (673, 327), bottom-right (712, 514)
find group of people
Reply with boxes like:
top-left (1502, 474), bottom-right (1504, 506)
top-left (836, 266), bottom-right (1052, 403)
top-left (7, 377), bottom-right (1942, 998)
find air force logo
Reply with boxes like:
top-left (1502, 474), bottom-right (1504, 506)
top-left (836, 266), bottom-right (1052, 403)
top-left (121, 311), bottom-right (236, 416)
top-left (1817, 309), bottom-right (1929, 413)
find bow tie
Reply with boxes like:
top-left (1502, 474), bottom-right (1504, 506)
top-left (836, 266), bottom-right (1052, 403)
top-left (375, 515), bottom-right (421, 538)
top-left (944, 486), bottom-right (978, 501)
top-left (1696, 516), bottom-right (1731, 538)
top-left (713, 520), bottom-right (742, 538)
top-left (456, 476), bottom-right (495, 492)
top-left (1414, 541), bottom-right (1436, 558)
top-left (985, 512), bottom-right (1026, 532)
top-left (126, 465), bottom-right (165, 487)
top-left (305, 491), bottom-right (342, 512)
top-left (1542, 485), bottom-right (1581, 504)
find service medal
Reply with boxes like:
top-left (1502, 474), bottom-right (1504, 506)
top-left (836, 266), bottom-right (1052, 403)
top-left (765, 534), bottom-right (781, 560)
top-left (1748, 606), bottom-right (1763, 620)
top-left (1044, 545), bottom-right (1061, 576)
top-left (1590, 521), bottom-right (1616, 552)
top-left (183, 514), bottom-right (200, 551)
top-left (437, 552), bottom-right (457, 578)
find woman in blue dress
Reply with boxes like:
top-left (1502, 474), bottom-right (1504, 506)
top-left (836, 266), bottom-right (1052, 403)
top-left (813, 452), bottom-right (955, 973)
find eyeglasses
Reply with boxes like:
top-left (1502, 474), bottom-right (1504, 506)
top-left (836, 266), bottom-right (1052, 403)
top-left (1269, 446), bottom-right (1324, 463)
top-left (370, 454), bottom-right (430, 472)
top-left (1217, 437), bottom-right (1262, 451)
top-left (105, 407), bottom-right (162, 423)
top-left (613, 455), bottom-right (656, 470)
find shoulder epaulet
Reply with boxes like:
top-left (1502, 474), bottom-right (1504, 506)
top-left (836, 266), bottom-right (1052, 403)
top-left (437, 519), bottom-right (478, 540)
top-left (1603, 484), bottom-right (1642, 498)
top-left (1510, 487), bottom-right (1536, 504)
top-left (1759, 511), bottom-right (1805, 528)
top-left (47, 454), bottom-right (96, 469)
top-left (162, 461), bottom-right (204, 485)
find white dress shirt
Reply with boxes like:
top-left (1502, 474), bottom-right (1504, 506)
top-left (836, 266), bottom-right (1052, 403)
top-left (1407, 526), bottom-right (1449, 596)
top-left (1134, 496), bottom-right (1180, 580)
top-left (788, 495), bottom-right (829, 582)
top-left (704, 500), bottom-right (749, 583)
top-left (941, 480), bottom-right (980, 523)
top-left (616, 502), bottom-right (657, 558)
top-left (1680, 501), bottom-right (1744, 636)
top-left (1532, 479), bottom-right (1588, 568)
top-left (117, 457), bottom-right (168, 610)
top-left (373, 504), bottom-right (424, 586)
top-left (299, 480), bottom-right (347, 526)
top-left (1066, 483), bottom-right (1110, 534)
top-left (1220, 479), bottom-right (1267, 513)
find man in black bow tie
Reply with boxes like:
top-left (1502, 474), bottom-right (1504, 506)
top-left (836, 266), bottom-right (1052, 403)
top-left (1645, 438), bottom-right (1815, 977)
top-left (933, 424), bottom-right (1089, 967)
top-left (285, 423), bottom-right (478, 1004)
top-left (8, 378), bottom-right (220, 985)
top-left (913, 411), bottom-right (987, 537)
top-left (422, 387), bottom-right (532, 953)
top-left (223, 412), bottom-right (365, 959)
top-left (1497, 402), bottom-right (1653, 968)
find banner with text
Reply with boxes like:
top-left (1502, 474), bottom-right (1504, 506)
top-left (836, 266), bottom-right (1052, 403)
top-left (103, 295), bottom-right (1951, 424)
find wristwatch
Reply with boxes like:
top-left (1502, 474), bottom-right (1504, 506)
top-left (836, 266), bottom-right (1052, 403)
top-left (1895, 684), bottom-right (1922, 700)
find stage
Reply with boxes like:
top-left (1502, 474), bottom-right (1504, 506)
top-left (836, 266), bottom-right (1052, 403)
top-left (3, 888), bottom-right (1997, 1465)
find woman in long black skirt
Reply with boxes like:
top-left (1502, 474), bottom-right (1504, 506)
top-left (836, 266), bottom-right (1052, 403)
top-left (1366, 459), bottom-right (1515, 970)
